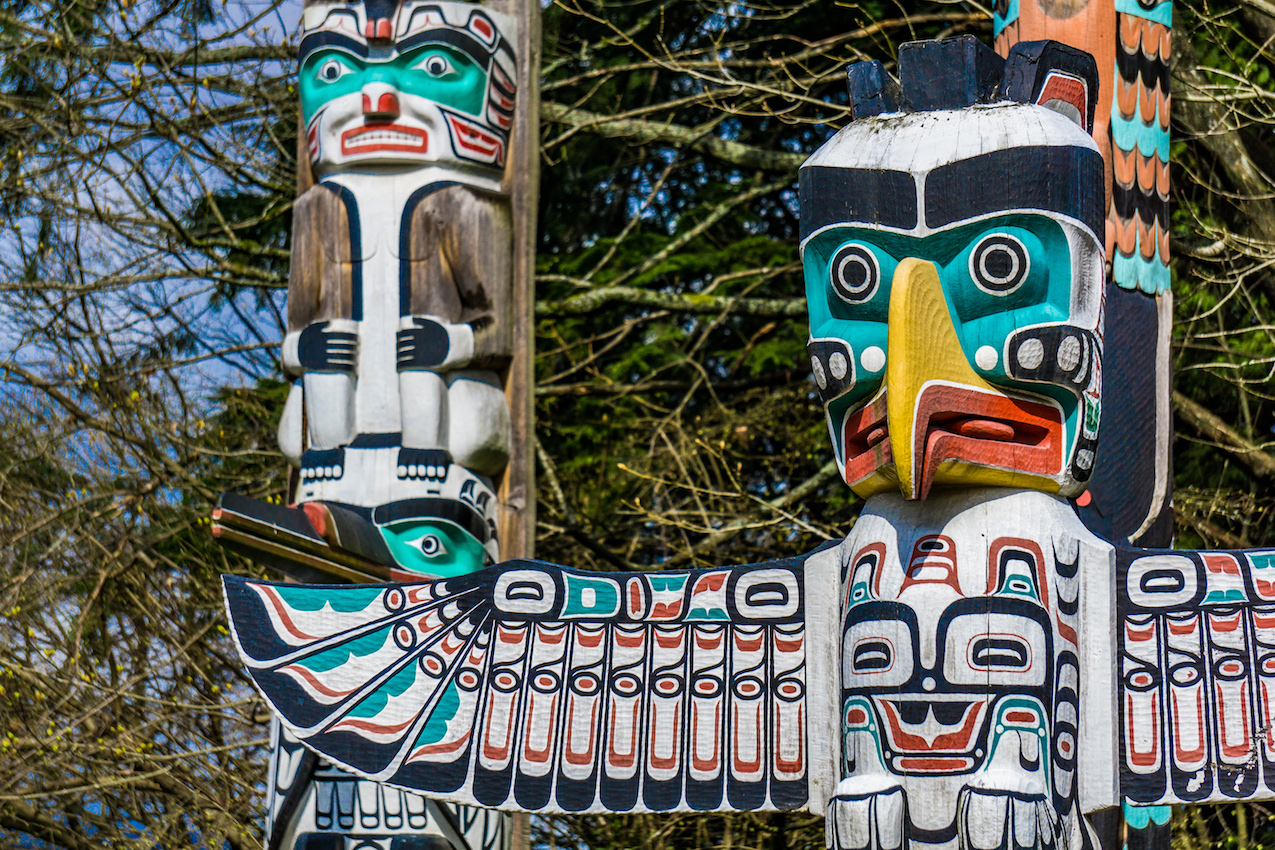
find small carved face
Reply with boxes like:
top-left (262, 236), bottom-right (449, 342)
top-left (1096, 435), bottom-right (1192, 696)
top-left (297, 2), bottom-right (515, 174)
top-left (800, 105), bottom-right (1104, 501)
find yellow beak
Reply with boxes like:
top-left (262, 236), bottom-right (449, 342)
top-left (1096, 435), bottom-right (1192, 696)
top-left (886, 259), bottom-right (1000, 499)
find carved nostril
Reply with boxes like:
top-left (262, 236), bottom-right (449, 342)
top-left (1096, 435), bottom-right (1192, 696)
top-left (362, 91), bottom-right (401, 119)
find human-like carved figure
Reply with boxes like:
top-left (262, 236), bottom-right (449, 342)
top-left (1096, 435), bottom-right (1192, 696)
top-left (275, 0), bottom-right (516, 573)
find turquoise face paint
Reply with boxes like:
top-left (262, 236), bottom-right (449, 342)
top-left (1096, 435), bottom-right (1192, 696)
top-left (300, 43), bottom-right (487, 127)
top-left (378, 518), bottom-right (487, 577)
top-left (804, 213), bottom-right (1083, 464)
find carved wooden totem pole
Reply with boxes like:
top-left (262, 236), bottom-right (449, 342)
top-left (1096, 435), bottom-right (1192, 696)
top-left (222, 26), bottom-right (1275, 850)
top-left (211, 1), bottom-right (537, 848)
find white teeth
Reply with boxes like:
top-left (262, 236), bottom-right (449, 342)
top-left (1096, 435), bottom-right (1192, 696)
top-left (345, 130), bottom-right (424, 148)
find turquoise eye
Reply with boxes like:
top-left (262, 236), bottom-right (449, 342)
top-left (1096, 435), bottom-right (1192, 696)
top-left (316, 58), bottom-right (352, 84)
top-left (416, 53), bottom-right (457, 79)
top-left (969, 233), bottom-right (1030, 295)
top-left (829, 243), bottom-right (880, 304)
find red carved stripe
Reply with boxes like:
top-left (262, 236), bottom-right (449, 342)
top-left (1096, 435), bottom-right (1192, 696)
top-left (1125, 690), bottom-right (1160, 767)
top-left (257, 586), bottom-right (321, 641)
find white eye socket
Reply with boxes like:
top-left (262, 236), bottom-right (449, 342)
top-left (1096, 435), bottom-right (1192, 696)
top-left (317, 58), bottom-right (350, 83)
top-left (970, 234), bottom-right (1030, 295)
top-left (843, 619), bottom-right (913, 686)
top-left (943, 613), bottom-right (1046, 686)
top-left (418, 534), bottom-right (447, 557)
top-left (418, 53), bottom-right (456, 78)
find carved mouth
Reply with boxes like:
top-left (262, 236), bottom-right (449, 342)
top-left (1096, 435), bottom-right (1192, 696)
top-left (842, 392), bottom-right (891, 487)
top-left (911, 383), bottom-right (1063, 499)
top-left (340, 122), bottom-right (429, 156)
top-left (875, 696), bottom-right (987, 773)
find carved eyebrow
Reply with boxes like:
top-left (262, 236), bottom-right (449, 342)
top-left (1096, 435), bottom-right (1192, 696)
top-left (925, 146), bottom-right (1104, 239)
top-left (799, 166), bottom-right (918, 241)
top-left (298, 31), bottom-right (369, 64)
top-left (397, 29), bottom-right (490, 64)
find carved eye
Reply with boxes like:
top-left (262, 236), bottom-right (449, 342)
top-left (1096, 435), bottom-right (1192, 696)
top-left (830, 244), bottom-right (879, 304)
top-left (317, 58), bottom-right (350, 83)
top-left (852, 640), bottom-right (892, 672)
top-left (418, 53), bottom-right (456, 78)
top-left (970, 234), bottom-right (1029, 295)
top-left (419, 534), bottom-right (447, 557)
top-left (969, 636), bottom-right (1030, 670)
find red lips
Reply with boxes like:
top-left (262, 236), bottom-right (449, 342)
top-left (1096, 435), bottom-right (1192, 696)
top-left (340, 123), bottom-right (428, 156)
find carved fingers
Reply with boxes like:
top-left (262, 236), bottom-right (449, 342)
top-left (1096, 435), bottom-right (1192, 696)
top-left (297, 320), bottom-right (359, 374)
top-left (397, 316), bottom-right (475, 372)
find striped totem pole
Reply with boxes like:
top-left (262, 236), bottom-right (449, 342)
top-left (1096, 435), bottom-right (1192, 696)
top-left (212, 1), bottom-right (537, 848)
top-left (223, 18), bottom-right (1275, 850)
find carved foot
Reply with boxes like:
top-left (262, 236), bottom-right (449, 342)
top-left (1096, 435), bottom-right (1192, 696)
top-left (958, 790), bottom-right (1059, 850)
top-left (396, 448), bottom-right (451, 481)
top-left (826, 782), bottom-right (906, 850)
top-left (301, 448), bottom-right (346, 481)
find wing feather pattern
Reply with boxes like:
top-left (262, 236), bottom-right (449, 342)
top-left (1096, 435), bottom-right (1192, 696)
top-left (1118, 546), bottom-right (1275, 804)
top-left (225, 556), bottom-right (816, 814)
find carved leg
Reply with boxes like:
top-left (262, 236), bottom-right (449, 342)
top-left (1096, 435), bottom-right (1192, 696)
top-left (301, 371), bottom-right (354, 481)
top-left (446, 371), bottom-right (510, 477)
top-left (826, 780), bottom-right (907, 850)
top-left (278, 380), bottom-right (304, 467)
top-left (958, 790), bottom-right (1059, 850)
top-left (398, 368), bottom-right (451, 481)
top-left (298, 317), bottom-right (358, 481)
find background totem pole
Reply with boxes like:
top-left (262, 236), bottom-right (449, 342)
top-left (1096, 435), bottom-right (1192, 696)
top-left (212, 1), bottom-right (539, 847)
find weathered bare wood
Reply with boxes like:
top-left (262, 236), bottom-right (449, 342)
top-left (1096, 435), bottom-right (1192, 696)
top-left (286, 185), bottom-right (353, 332)
top-left (405, 186), bottom-right (513, 368)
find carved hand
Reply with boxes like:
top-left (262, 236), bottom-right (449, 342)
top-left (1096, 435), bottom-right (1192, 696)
top-left (396, 316), bottom-right (475, 372)
top-left (287, 321), bottom-right (358, 375)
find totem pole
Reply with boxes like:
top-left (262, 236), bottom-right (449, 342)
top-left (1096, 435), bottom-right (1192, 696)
top-left (224, 29), bottom-right (1275, 850)
top-left (211, 1), bottom-right (537, 848)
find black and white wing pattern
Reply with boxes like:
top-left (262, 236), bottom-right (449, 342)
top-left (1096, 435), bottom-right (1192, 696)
top-left (224, 554), bottom-right (832, 814)
top-left (1118, 546), bottom-right (1275, 805)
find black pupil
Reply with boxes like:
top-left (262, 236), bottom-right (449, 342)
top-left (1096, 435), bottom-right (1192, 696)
top-left (429, 58), bottom-right (445, 73)
top-left (324, 64), bottom-right (338, 79)
top-left (840, 257), bottom-right (867, 289)
top-left (853, 640), bottom-right (891, 671)
top-left (972, 637), bottom-right (1028, 668)
top-left (985, 248), bottom-right (1014, 278)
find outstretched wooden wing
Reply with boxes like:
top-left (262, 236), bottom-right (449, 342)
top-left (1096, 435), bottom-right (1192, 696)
top-left (1118, 546), bottom-right (1275, 805)
top-left (224, 552), bottom-right (839, 815)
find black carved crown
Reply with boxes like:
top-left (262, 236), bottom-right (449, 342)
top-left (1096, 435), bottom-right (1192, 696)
top-left (847, 36), bottom-right (1100, 135)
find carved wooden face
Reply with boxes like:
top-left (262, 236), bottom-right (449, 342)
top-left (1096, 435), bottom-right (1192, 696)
top-left (799, 105), bottom-right (1105, 501)
top-left (836, 492), bottom-right (1087, 845)
top-left (297, 2), bottom-right (515, 174)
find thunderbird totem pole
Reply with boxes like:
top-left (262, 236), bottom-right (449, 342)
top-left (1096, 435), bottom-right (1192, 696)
top-left (211, 1), bottom-right (536, 848)
top-left (221, 18), bottom-right (1275, 850)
